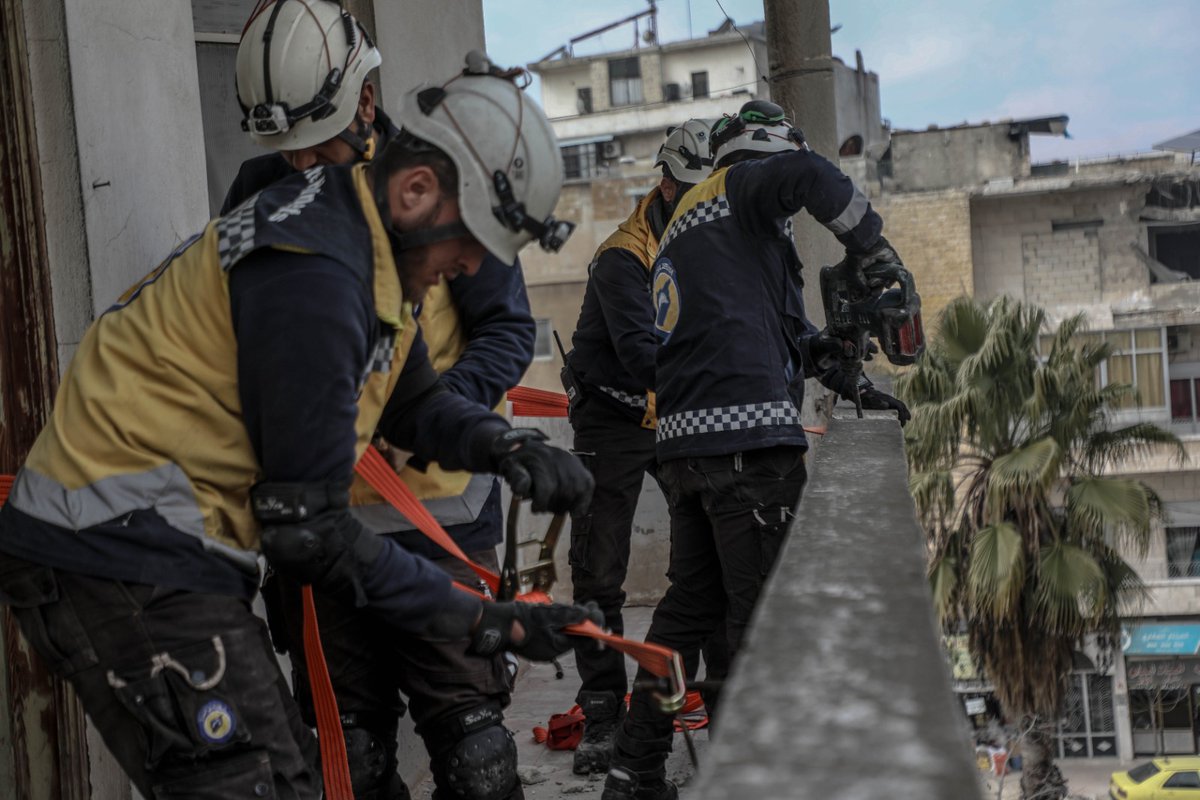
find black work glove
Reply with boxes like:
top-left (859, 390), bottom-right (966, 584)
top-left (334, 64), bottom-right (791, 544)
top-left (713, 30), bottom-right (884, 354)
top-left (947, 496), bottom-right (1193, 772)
top-left (844, 236), bottom-right (904, 294)
top-left (859, 386), bottom-right (911, 426)
top-left (491, 428), bottom-right (594, 515)
top-left (470, 600), bottom-right (604, 662)
top-left (806, 332), bottom-right (861, 400)
top-left (260, 511), bottom-right (383, 608)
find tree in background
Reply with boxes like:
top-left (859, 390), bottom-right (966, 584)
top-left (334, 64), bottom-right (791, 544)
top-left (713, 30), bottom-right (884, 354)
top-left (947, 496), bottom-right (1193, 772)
top-left (899, 296), bottom-right (1183, 800)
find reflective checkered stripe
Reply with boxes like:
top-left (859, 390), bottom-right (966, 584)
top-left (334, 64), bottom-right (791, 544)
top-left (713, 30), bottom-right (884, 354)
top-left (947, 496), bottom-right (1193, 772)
top-left (656, 401), bottom-right (801, 442)
top-left (363, 328), bottom-right (397, 385)
top-left (597, 385), bottom-right (647, 410)
top-left (216, 203), bottom-right (257, 270)
top-left (657, 195), bottom-right (732, 256)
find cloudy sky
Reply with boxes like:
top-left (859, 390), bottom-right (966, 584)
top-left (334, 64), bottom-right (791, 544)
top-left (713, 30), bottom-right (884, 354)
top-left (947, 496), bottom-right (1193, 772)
top-left (483, 0), bottom-right (1199, 163)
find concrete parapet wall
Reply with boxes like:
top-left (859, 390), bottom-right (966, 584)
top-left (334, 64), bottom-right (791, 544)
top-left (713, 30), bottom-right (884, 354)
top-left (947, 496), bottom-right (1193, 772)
top-left (695, 409), bottom-right (980, 799)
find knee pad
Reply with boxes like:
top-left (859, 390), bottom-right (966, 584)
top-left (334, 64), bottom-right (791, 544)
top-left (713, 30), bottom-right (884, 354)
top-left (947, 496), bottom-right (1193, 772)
top-left (343, 719), bottom-right (406, 800)
top-left (429, 706), bottom-right (519, 800)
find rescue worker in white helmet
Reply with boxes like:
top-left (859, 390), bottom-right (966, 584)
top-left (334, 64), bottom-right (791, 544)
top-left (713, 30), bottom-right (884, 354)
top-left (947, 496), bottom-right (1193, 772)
top-left (0, 50), bottom-right (596, 800)
top-left (224, 4), bottom-right (541, 798)
top-left (560, 120), bottom-right (716, 776)
top-left (601, 100), bottom-right (907, 800)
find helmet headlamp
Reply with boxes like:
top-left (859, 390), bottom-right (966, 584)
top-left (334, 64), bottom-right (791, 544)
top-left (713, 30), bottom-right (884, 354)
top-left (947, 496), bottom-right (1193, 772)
top-left (238, 1), bottom-right (362, 137)
top-left (491, 171), bottom-right (575, 253)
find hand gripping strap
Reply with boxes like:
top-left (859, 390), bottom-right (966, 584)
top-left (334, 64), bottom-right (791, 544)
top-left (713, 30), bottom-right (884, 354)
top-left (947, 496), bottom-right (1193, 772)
top-left (351, 450), bottom-right (684, 685)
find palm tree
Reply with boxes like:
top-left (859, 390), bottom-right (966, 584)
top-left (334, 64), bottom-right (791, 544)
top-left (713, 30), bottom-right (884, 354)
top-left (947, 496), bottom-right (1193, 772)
top-left (898, 296), bottom-right (1183, 800)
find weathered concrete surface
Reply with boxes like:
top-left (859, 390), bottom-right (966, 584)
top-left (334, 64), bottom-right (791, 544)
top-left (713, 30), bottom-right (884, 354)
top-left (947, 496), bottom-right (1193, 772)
top-left (695, 410), bottom-right (980, 800)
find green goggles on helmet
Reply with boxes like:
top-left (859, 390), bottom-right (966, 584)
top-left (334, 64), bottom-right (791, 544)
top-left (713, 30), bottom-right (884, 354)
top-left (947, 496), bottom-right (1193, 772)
top-left (711, 100), bottom-right (807, 153)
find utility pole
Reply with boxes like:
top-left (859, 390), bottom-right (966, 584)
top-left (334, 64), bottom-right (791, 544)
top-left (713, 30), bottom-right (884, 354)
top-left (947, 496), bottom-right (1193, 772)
top-left (763, 0), bottom-right (840, 329)
top-left (763, 0), bottom-right (844, 435)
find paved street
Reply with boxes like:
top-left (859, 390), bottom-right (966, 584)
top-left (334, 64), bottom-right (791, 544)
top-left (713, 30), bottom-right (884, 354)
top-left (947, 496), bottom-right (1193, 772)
top-left (978, 755), bottom-right (1124, 799)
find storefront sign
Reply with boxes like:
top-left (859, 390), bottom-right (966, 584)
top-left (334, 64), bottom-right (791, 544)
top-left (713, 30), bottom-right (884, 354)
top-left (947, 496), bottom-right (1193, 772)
top-left (964, 697), bottom-right (987, 715)
top-left (1123, 623), bottom-right (1200, 655)
top-left (1126, 657), bottom-right (1200, 690)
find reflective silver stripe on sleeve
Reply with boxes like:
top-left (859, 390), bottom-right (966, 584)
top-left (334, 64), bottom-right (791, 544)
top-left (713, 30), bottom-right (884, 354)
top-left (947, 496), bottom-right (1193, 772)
top-left (825, 187), bottom-right (869, 235)
top-left (9, 465), bottom-right (261, 575)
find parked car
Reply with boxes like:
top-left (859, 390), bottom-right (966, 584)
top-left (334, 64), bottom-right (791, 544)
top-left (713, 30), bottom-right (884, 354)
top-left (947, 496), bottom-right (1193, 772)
top-left (1110, 756), bottom-right (1200, 798)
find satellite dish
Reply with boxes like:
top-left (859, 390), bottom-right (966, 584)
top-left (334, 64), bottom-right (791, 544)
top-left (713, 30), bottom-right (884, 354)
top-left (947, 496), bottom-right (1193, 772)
top-left (643, 28), bottom-right (656, 43)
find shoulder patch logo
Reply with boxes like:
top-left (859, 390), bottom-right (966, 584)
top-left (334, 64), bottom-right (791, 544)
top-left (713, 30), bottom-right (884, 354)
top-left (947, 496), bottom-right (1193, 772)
top-left (652, 258), bottom-right (681, 343)
top-left (196, 699), bottom-right (237, 744)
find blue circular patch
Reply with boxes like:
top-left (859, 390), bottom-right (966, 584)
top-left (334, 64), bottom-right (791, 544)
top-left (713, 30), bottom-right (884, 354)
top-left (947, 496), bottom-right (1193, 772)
top-left (652, 259), bottom-right (681, 343)
top-left (196, 699), bottom-right (237, 744)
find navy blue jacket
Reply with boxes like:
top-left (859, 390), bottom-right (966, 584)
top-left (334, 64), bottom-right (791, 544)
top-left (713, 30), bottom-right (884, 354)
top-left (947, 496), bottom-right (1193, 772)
top-left (652, 148), bottom-right (883, 461)
top-left (568, 189), bottom-right (668, 423)
top-left (221, 108), bottom-right (535, 557)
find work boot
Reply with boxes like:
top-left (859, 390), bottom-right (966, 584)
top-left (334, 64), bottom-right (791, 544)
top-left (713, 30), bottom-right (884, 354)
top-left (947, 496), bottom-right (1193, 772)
top-left (599, 766), bottom-right (678, 800)
top-left (573, 691), bottom-right (624, 775)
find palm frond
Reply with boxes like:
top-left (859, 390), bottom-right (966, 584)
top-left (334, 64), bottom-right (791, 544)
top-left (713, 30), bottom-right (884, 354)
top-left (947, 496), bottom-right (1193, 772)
top-left (967, 522), bottom-right (1025, 619)
top-left (1034, 540), bottom-right (1106, 633)
top-left (986, 437), bottom-right (1060, 518)
top-left (928, 552), bottom-right (961, 622)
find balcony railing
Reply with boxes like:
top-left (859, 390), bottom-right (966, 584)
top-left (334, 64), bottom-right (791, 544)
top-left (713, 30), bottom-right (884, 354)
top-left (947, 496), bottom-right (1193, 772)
top-left (694, 409), bottom-right (981, 799)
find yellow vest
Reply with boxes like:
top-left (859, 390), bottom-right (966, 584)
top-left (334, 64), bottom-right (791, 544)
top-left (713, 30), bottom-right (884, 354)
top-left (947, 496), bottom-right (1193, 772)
top-left (349, 275), bottom-right (509, 525)
top-left (592, 187), bottom-right (661, 429)
top-left (11, 165), bottom-right (414, 572)
top-left (595, 187), bottom-right (660, 271)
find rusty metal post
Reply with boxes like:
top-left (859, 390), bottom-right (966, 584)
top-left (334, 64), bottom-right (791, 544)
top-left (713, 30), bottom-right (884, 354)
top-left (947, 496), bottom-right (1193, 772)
top-left (0, 0), bottom-right (89, 797)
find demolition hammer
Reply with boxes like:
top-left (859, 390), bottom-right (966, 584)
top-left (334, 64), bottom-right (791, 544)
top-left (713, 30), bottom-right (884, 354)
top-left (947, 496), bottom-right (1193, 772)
top-left (818, 256), bottom-right (926, 417)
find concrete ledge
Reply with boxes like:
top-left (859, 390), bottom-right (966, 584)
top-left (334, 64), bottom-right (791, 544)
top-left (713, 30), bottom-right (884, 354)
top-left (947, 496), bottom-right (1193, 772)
top-left (695, 410), bottom-right (980, 800)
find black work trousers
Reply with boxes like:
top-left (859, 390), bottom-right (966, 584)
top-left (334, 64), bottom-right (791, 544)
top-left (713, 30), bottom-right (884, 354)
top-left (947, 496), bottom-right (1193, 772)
top-left (612, 446), bottom-right (807, 768)
top-left (264, 546), bottom-right (512, 796)
top-left (0, 552), bottom-right (320, 799)
top-left (568, 401), bottom-right (663, 704)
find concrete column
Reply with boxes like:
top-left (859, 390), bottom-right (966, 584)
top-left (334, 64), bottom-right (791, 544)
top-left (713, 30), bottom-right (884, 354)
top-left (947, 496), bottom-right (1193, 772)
top-left (373, 0), bottom-right (484, 105)
top-left (639, 50), bottom-right (663, 104)
top-left (764, 0), bottom-right (840, 328)
top-left (763, 0), bottom-right (842, 441)
top-left (1114, 653), bottom-right (1134, 761)
top-left (589, 59), bottom-right (610, 112)
top-left (62, 0), bottom-right (210, 313)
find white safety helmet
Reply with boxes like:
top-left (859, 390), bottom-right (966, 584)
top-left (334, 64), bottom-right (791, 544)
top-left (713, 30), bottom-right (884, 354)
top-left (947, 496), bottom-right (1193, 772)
top-left (710, 100), bottom-right (808, 168)
top-left (654, 119), bottom-right (714, 185)
top-left (389, 51), bottom-right (571, 266)
top-left (236, 0), bottom-right (381, 151)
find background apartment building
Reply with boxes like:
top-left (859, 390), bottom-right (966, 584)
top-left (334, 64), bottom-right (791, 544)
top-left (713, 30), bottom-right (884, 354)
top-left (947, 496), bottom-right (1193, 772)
top-left (874, 119), bottom-right (1200, 760)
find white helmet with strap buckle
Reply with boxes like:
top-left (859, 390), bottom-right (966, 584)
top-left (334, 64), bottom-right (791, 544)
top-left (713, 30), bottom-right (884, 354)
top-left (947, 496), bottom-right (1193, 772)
top-left (710, 100), bottom-right (808, 168)
top-left (654, 119), bottom-right (715, 184)
top-left (236, 0), bottom-right (381, 152)
top-left (391, 51), bottom-right (571, 266)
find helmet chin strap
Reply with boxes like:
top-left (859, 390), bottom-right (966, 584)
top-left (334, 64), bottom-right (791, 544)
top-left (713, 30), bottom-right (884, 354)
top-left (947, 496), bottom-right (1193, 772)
top-left (338, 115), bottom-right (377, 162)
top-left (371, 164), bottom-right (471, 252)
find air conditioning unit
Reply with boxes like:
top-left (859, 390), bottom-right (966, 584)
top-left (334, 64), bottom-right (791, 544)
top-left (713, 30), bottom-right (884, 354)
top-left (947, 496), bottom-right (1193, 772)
top-left (600, 140), bottom-right (624, 160)
top-left (664, 83), bottom-right (682, 102)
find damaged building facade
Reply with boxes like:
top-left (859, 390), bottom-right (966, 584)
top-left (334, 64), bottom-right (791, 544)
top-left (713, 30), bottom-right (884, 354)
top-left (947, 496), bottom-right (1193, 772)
top-left (871, 118), bottom-right (1200, 761)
